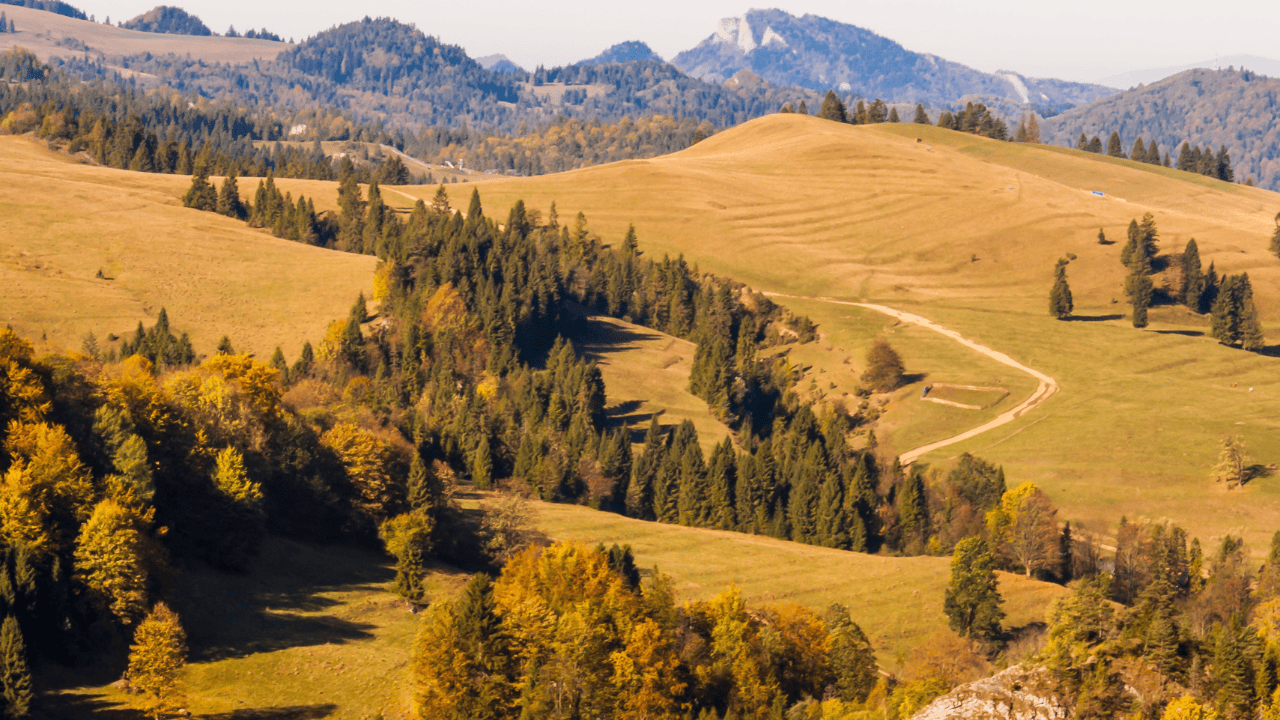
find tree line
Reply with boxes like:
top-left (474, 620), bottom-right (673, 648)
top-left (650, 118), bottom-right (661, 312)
top-left (1076, 130), bottom-right (1236, 182)
top-left (807, 91), bottom-right (1010, 141)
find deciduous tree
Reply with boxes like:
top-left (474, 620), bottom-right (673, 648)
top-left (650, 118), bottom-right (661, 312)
top-left (126, 602), bottom-right (187, 720)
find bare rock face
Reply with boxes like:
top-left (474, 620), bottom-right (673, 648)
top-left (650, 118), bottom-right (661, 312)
top-left (912, 665), bottom-right (1067, 720)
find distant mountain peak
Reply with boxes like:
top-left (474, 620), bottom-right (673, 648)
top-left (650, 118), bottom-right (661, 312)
top-left (673, 8), bottom-right (1113, 110)
top-left (476, 53), bottom-right (525, 74)
top-left (577, 40), bottom-right (662, 66)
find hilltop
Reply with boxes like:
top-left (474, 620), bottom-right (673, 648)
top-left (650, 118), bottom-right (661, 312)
top-left (120, 5), bottom-right (211, 36)
top-left (0, 133), bottom-right (373, 358)
top-left (1041, 67), bottom-right (1280, 190)
top-left (577, 40), bottom-right (663, 65)
top-left (672, 8), bottom-right (1115, 112)
top-left (395, 113), bottom-right (1280, 554)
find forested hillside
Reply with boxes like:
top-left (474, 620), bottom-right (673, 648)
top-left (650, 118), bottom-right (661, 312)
top-left (1042, 67), bottom-right (1280, 190)
top-left (120, 5), bottom-right (212, 36)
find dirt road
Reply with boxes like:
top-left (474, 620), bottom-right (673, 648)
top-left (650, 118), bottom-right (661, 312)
top-left (767, 295), bottom-right (1058, 464)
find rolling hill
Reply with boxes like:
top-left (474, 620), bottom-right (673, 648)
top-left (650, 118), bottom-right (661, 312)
top-left (391, 113), bottom-right (1280, 555)
top-left (0, 133), bottom-right (373, 359)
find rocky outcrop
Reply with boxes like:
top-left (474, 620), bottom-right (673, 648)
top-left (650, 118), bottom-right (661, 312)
top-left (911, 665), bottom-right (1067, 720)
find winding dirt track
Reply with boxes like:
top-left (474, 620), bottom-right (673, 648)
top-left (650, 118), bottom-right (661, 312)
top-left (768, 295), bottom-right (1059, 464)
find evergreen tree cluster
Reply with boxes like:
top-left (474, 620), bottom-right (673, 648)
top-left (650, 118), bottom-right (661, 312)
top-left (935, 101), bottom-right (1009, 140)
top-left (1040, 524), bottom-right (1280, 720)
top-left (1210, 273), bottom-right (1265, 350)
top-left (0, 12), bottom-right (10, 33)
top-left (814, 91), bottom-right (900, 127)
top-left (1121, 213), bottom-right (1159, 328)
top-left (1049, 257), bottom-right (1074, 319)
top-left (117, 308), bottom-right (195, 369)
top-left (183, 167), bottom-right (336, 246)
top-left (1177, 141), bottom-right (1236, 182)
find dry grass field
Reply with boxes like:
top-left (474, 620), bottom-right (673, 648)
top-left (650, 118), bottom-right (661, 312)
top-left (0, 134), bottom-right (373, 359)
top-left (391, 114), bottom-right (1280, 554)
top-left (0, 4), bottom-right (286, 68)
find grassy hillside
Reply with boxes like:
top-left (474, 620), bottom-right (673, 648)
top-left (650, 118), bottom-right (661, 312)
top-left (391, 114), bottom-right (1280, 554)
top-left (0, 134), bottom-right (373, 359)
top-left (523, 497), bottom-right (1068, 672)
top-left (41, 536), bottom-right (468, 720)
top-left (0, 4), bottom-right (286, 68)
top-left (572, 307), bottom-right (732, 453)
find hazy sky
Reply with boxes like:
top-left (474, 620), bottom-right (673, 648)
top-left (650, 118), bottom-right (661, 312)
top-left (84, 1), bottom-right (1278, 84)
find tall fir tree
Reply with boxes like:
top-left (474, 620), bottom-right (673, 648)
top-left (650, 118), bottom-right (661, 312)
top-left (1179, 238), bottom-right (1206, 310)
top-left (1107, 131), bottom-right (1126, 158)
top-left (1049, 258), bottom-right (1074, 319)
top-left (913, 104), bottom-right (929, 124)
top-left (816, 91), bottom-right (849, 123)
top-left (944, 537), bottom-right (1004, 646)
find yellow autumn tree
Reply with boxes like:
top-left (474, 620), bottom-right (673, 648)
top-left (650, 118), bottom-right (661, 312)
top-left (74, 499), bottom-right (151, 625)
top-left (610, 619), bottom-right (687, 719)
top-left (126, 602), bottom-right (187, 720)
top-left (322, 423), bottom-right (401, 522)
top-left (0, 328), bottom-right (51, 428)
top-left (706, 587), bottom-right (782, 718)
top-left (0, 422), bottom-right (96, 558)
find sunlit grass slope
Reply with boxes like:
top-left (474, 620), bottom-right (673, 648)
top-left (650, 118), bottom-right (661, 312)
top-left (392, 114), bottom-right (1280, 553)
top-left (527, 498), bottom-right (1067, 672)
top-left (0, 135), bottom-right (374, 359)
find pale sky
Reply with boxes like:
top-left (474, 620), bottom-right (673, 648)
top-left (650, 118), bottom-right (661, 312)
top-left (82, 0), bottom-right (1278, 84)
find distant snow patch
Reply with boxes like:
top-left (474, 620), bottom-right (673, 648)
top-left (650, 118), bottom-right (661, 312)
top-left (761, 26), bottom-right (787, 48)
top-left (1040, 92), bottom-right (1049, 101)
top-left (996, 71), bottom-right (1030, 104)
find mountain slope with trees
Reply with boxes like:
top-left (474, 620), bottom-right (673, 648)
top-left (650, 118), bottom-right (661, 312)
top-left (1041, 67), bottom-right (1280, 190)
top-left (672, 8), bottom-right (1115, 112)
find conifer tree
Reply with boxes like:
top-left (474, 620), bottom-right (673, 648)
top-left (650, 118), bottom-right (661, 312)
top-left (1087, 136), bottom-right (1103, 153)
top-left (1077, 132), bottom-right (1089, 150)
top-left (887, 107), bottom-right (899, 123)
top-left (292, 341), bottom-right (314, 378)
top-left (824, 604), bottom-right (877, 702)
top-left (126, 603), bottom-right (187, 720)
top-left (626, 417), bottom-right (663, 520)
top-left (471, 434), bottom-right (493, 489)
top-left (181, 162), bottom-right (217, 211)
top-left (1107, 131), bottom-right (1125, 158)
top-left (0, 615), bottom-right (31, 720)
top-left (815, 474), bottom-right (847, 549)
top-left (1131, 137), bottom-right (1146, 161)
top-left (707, 438), bottom-right (736, 530)
top-left (216, 335), bottom-right (234, 355)
top-left (867, 99), bottom-right (887, 124)
top-left (816, 91), bottom-right (849, 123)
top-left (1269, 212), bottom-right (1280, 260)
top-left (1178, 141), bottom-right (1195, 171)
top-left (944, 537), bottom-right (1004, 646)
top-left (215, 173), bottom-right (246, 220)
top-left (853, 99), bottom-right (868, 125)
top-left (1049, 257), bottom-right (1074, 319)
top-left (788, 466), bottom-right (819, 544)
top-left (430, 184), bottom-right (451, 214)
top-left (1145, 139), bottom-right (1161, 165)
top-left (1026, 114), bottom-right (1041, 143)
top-left (937, 111), bottom-right (956, 130)
top-left (269, 346), bottom-right (288, 382)
top-left (1179, 238), bottom-right (1206, 309)
top-left (1129, 273), bottom-right (1153, 328)
top-left (797, 100), bottom-right (808, 115)
top-left (913, 104), bottom-right (929, 124)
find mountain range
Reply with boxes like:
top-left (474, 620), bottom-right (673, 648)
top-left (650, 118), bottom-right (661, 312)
top-left (1097, 53), bottom-right (1280, 90)
top-left (670, 9), bottom-right (1116, 112)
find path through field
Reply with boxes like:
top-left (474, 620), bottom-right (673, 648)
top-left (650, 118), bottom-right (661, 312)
top-left (768, 295), bottom-right (1059, 464)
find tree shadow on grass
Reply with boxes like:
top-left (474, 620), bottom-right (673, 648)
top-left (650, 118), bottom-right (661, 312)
top-left (1255, 344), bottom-right (1280, 358)
top-left (1153, 329), bottom-right (1204, 337)
top-left (1244, 464), bottom-right (1276, 485)
top-left (173, 536), bottom-right (392, 663)
top-left (200, 705), bottom-right (338, 719)
top-left (35, 694), bottom-right (338, 720)
top-left (1064, 314), bottom-right (1125, 322)
top-left (573, 316), bottom-right (666, 359)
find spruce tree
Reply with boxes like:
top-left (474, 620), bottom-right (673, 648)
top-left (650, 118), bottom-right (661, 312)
top-left (1049, 257), bottom-right (1074, 319)
top-left (887, 107), bottom-right (899, 123)
top-left (216, 335), bottom-right (234, 355)
top-left (853, 100), bottom-right (868, 124)
top-left (626, 417), bottom-right (663, 520)
top-left (1077, 132), bottom-right (1089, 150)
top-left (867, 99), bottom-right (887, 123)
top-left (1107, 131), bottom-right (1125, 158)
top-left (1145, 139), bottom-right (1161, 164)
top-left (181, 163), bottom-right (217, 211)
top-left (216, 173), bottom-right (246, 220)
top-left (1269, 212), bottom-right (1280, 260)
top-left (1130, 137), bottom-right (1146, 161)
top-left (0, 615), bottom-right (31, 719)
top-left (707, 438), bottom-right (737, 530)
top-left (471, 435), bottom-right (493, 489)
top-left (797, 100), bottom-right (808, 115)
top-left (1179, 238), bottom-right (1205, 309)
top-left (1026, 114), bottom-right (1041, 143)
top-left (816, 91), bottom-right (849, 123)
top-left (944, 537), bottom-right (1004, 646)
top-left (824, 605), bottom-right (878, 703)
top-left (1178, 141), bottom-right (1195, 171)
top-left (1129, 273), bottom-right (1153, 328)
top-left (815, 474), bottom-right (847, 548)
top-left (1087, 136), bottom-right (1103, 153)
top-left (913, 104), bottom-right (929, 124)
